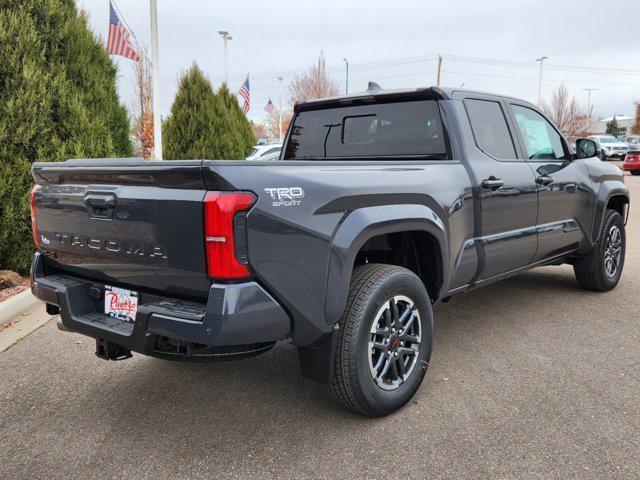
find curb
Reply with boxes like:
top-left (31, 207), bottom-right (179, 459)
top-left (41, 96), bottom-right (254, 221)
top-left (0, 289), bottom-right (41, 325)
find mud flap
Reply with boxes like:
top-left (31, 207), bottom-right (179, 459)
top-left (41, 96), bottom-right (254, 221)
top-left (297, 325), bottom-right (339, 384)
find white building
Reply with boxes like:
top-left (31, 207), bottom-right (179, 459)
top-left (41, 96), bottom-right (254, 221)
top-left (590, 115), bottom-right (636, 138)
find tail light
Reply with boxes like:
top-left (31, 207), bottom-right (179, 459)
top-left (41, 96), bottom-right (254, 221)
top-left (626, 153), bottom-right (639, 163)
top-left (204, 192), bottom-right (255, 280)
top-left (30, 185), bottom-right (41, 248)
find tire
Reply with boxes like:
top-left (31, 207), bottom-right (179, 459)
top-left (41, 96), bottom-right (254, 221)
top-left (574, 209), bottom-right (625, 291)
top-left (329, 264), bottom-right (434, 417)
top-left (631, 170), bottom-right (640, 176)
top-left (599, 150), bottom-right (607, 161)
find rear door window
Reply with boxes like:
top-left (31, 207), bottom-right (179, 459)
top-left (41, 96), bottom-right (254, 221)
top-left (284, 100), bottom-right (448, 160)
top-left (464, 99), bottom-right (517, 160)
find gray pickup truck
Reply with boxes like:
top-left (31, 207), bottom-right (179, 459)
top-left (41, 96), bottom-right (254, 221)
top-left (30, 86), bottom-right (629, 416)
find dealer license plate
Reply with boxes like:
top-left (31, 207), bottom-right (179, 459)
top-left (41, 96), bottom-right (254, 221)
top-left (104, 285), bottom-right (139, 323)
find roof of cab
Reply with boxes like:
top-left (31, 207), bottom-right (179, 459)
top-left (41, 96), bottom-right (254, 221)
top-left (294, 84), bottom-right (534, 112)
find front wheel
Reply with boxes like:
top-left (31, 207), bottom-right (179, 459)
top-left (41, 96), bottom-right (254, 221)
top-left (600, 150), bottom-right (607, 161)
top-left (329, 264), bottom-right (433, 416)
top-left (574, 209), bottom-right (625, 291)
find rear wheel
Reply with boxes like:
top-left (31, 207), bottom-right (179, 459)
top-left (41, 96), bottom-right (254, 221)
top-left (631, 170), bottom-right (640, 176)
top-left (574, 209), bottom-right (625, 291)
top-left (329, 264), bottom-right (433, 416)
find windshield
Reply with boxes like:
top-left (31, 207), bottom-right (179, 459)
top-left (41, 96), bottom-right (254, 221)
top-left (284, 100), bottom-right (448, 160)
top-left (598, 136), bottom-right (618, 144)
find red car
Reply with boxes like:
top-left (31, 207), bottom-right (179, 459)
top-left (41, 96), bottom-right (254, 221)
top-left (623, 152), bottom-right (640, 175)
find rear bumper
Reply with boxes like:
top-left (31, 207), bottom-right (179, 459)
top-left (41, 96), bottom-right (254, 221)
top-left (30, 253), bottom-right (291, 359)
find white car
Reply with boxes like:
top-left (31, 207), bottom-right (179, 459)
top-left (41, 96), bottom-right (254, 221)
top-left (625, 135), bottom-right (640, 153)
top-left (246, 144), bottom-right (282, 161)
top-left (588, 135), bottom-right (629, 160)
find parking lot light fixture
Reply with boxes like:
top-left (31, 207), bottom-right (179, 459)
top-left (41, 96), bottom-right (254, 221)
top-left (535, 56), bottom-right (548, 106)
top-left (218, 30), bottom-right (233, 85)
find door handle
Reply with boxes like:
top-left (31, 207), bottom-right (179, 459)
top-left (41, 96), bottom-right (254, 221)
top-left (84, 194), bottom-right (117, 219)
top-left (481, 177), bottom-right (504, 191)
top-left (536, 175), bottom-right (554, 186)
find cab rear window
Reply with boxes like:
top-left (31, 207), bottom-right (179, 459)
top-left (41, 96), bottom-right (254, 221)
top-left (284, 100), bottom-right (448, 160)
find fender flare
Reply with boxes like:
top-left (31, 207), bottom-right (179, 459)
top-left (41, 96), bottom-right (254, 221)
top-left (592, 183), bottom-right (629, 243)
top-left (323, 204), bottom-right (448, 327)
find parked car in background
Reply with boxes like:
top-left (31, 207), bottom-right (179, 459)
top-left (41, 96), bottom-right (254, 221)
top-left (588, 135), bottom-right (629, 160)
top-left (623, 151), bottom-right (640, 175)
top-left (247, 150), bottom-right (281, 161)
top-left (625, 135), bottom-right (640, 152)
top-left (246, 143), bottom-right (282, 161)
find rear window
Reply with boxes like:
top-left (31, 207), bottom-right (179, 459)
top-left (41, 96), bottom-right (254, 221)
top-left (284, 100), bottom-right (448, 160)
top-left (464, 99), bottom-right (516, 160)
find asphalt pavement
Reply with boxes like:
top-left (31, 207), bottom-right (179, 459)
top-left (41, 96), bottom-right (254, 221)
top-left (1, 176), bottom-right (638, 480)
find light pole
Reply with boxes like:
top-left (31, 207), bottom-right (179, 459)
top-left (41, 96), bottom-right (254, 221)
top-left (343, 58), bottom-right (349, 94)
top-left (150, 0), bottom-right (162, 160)
top-left (535, 56), bottom-right (548, 106)
top-left (277, 75), bottom-right (283, 142)
top-left (582, 88), bottom-right (598, 117)
top-left (218, 30), bottom-right (232, 85)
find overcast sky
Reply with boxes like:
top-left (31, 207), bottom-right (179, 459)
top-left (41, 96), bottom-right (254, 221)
top-left (79, 0), bottom-right (639, 122)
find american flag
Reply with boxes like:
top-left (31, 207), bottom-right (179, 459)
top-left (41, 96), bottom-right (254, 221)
top-left (107, 2), bottom-right (139, 62)
top-left (264, 98), bottom-right (275, 114)
top-left (238, 75), bottom-right (250, 113)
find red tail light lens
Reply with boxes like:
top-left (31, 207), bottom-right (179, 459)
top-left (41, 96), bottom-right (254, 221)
top-left (204, 192), bottom-right (255, 280)
top-left (30, 185), bottom-right (41, 248)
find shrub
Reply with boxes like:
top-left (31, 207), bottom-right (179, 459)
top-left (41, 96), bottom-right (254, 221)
top-left (0, 0), bottom-right (133, 273)
top-left (217, 83), bottom-right (256, 157)
top-left (163, 65), bottom-right (250, 160)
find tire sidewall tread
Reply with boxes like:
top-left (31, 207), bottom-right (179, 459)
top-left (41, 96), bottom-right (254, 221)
top-left (329, 264), bottom-right (433, 417)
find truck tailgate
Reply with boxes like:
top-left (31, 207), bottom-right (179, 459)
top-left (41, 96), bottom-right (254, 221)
top-left (32, 159), bottom-right (210, 299)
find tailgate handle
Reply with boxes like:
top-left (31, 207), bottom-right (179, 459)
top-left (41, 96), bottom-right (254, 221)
top-left (84, 194), bottom-right (117, 219)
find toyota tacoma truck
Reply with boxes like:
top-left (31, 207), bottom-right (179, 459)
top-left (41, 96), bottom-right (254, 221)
top-left (30, 86), bottom-right (629, 416)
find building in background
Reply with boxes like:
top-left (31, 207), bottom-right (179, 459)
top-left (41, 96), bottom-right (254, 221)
top-left (591, 115), bottom-right (636, 137)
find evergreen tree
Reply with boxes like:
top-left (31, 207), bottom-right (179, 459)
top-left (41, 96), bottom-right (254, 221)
top-left (163, 65), bottom-right (241, 160)
top-left (606, 115), bottom-right (619, 136)
top-left (217, 84), bottom-right (256, 157)
top-left (0, 0), bottom-right (133, 273)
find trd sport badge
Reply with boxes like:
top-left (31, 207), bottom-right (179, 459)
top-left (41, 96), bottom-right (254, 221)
top-left (264, 187), bottom-right (305, 207)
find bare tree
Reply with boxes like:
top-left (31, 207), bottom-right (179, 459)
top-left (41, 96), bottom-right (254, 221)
top-left (633, 101), bottom-right (640, 135)
top-left (131, 53), bottom-right (154, 160)
top-left (288, 51), bottom-right (340, 108)
top-left (250, 121), bottom-right (268, 142)
top-left (542, 85), bottom-right (591, 142)
top-left (263, 108), bottom-right (292, 142)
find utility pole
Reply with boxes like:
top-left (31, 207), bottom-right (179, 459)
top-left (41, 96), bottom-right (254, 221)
top-left (150, 0), bottom-right (162, 160)
top-left (277, 75), bottom-right (283, 142)
top-left (436, 55), bottom-right (442, 87)
top-left (582, 88), bottom-right (598, 118)
top-left (535, 56), bottom-right (548, 106)
top-left (218, 30), bottom-right (232, 85)
top-left (343, 58), bottom-right (349, 94)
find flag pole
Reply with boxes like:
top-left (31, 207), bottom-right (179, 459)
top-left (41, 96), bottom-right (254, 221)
top-left (150, 0), bottom-right (163, 160)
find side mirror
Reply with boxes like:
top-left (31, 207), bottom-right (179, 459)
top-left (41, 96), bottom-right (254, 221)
top-left (576, 138), bottom-right (599, 159)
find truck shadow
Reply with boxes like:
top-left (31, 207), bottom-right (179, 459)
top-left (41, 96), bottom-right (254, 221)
top-left (78, 265), bottom-right (600, 457)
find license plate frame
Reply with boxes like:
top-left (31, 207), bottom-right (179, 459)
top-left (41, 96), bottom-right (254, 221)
top-left (104, 285), bottom-right (139, 324)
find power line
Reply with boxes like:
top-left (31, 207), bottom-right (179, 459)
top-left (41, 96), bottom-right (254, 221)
top-left (125, 52), bottom-right (640, 85)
